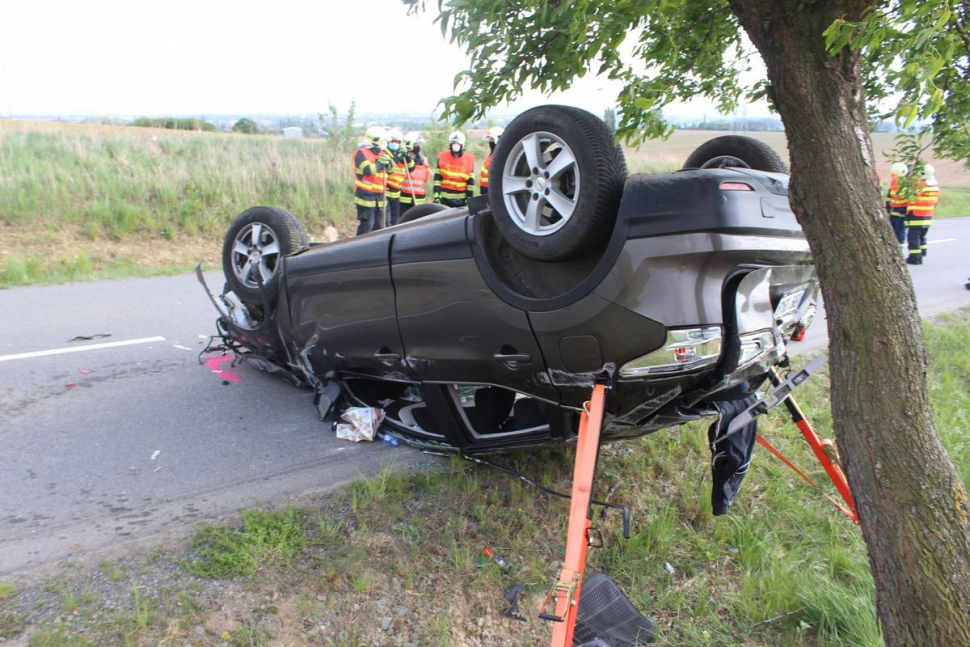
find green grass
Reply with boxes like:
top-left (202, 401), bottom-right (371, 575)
top-left (935, 186), bottom-right (970, 218)
top-left (0, 610), bottom-right (26, 639)
top-left (184, 505), bottom-right (307, 578)
top-left (0, 583), bottom-right (15, 603)
top-left (2, 315), bottom-right (966, 644)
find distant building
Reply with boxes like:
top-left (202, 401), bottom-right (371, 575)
top-left (282, 127), bottom-right (304, 139)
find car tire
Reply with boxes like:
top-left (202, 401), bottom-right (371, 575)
top-left (222, 206), bottom-right (309, 307)
top-left (682, 135), bottom-right (787, 173)
top-left (488, 105), bottom-right (627, 262)
top-left (399, 202), bottom-right (449, 224)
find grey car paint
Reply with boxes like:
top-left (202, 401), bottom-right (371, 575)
top-left (212, 166), bottom-right (819, 453)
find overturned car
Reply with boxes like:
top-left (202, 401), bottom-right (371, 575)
top-left (202, 105), bottom-right (818, 455)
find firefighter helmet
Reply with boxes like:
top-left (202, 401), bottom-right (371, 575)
top-left (484, 126), bottom-right (505, 143)
top-left (364, 126), bottom-right (386, 148)
top-left (449, 131), bottom-right (466, 146)
top-left (403, 131), bottom-right (424, 149)
top-left (387, 128), bottom-right (404, 143)
top-left (920, 163), bottom-right (936, 180)
top-left (890, 162), bottom-right (908, 177)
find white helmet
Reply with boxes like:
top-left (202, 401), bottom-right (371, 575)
top-left (920, 163), bottom-right (936, 180)
top-left (403, 131), bottom-right (424, 150)
top-left (484, 126), bottom-right (505, 143)
top-left (364, 125), bottom-right (386, 148)
top-left (449, 131), bottom-right (466, 146)
top-left (386, 127), bottom-right (404, 143)
top-left (890, 162), bottom-right (908, 176)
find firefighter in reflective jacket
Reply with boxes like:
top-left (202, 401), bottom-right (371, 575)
top-left (886, 162), bottom-right (909, 245)
top-left (904, 164), bottom-right (941, 265)
top-left (383, 128), bottom-right (415, 227)
top-left (434, 131), bottom-right (476, 208)
top-left (479, 126), bottom-right (504, 195)
top-left (400, 131), bottom-right (430, 216)
top-left (353, 126), bottom-right (394, 235)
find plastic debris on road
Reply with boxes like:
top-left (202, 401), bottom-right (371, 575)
top-left (483, 546), bottom-right (512, 573)
top-left (335, 407), bottom-right (385, 442)
top-left (378, 431), bottom-right (399, 446)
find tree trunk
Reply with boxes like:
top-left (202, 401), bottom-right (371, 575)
top-left (727, 1), bottom-right (970, 644)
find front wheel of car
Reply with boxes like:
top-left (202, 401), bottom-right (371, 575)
top-left (488, 105), bottom-right (628, 262)
top-left (222, 206), bottom-right (309, 309)
top-left (682, 135), bottom-right (787, 173)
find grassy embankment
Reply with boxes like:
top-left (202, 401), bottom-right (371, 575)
top-left (1, 310), bottom-right (968, 646)
top-left (2, 121), bottom-right (968, 288)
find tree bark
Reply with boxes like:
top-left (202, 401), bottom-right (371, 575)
top-left (726, 1), bottom-right (970, 644)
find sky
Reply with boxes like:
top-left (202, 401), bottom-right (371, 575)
top-left (0, 0), bottom-right (771, 121)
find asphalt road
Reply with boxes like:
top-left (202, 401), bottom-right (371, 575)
top-left (0, 270), bottom-right (425, 575)
top-left (1, 218), bottom-right (968, 575)
top-left (793, 217), bottom-right (970, 354)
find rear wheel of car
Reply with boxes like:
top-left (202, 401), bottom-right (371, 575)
top-left (399, 202), bottom-right (448, 224)
top-left (222, 206), bottom-right (309, 308)
top-left (682, 135), bottom-right (787, 173)
top-left (488, 105), bottom-right (627, 262)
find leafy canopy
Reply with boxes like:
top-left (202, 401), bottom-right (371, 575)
top-left (405, 0), bottom-right (970, 164)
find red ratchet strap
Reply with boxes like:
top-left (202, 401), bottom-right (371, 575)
top-left (541, 384), bottom-right (607, 647)
top-left (755, 434), bottom-right (857, 522)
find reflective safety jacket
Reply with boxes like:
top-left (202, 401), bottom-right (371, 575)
top-left (434, 151), bottom-right (477, 202)
top-left (352, 146), bottom-right (386, 208)
top-left (905, 178), bottom-right (940, 225)
top-left (385, 150), bottom-right (415, 200)
top-left (401, 163), bottom-right (430, 205)
top-left (887, 174), bottom-right (908, 211)
top-left (480, 153), bottom-right (493, 191)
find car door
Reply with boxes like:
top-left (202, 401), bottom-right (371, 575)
top-left (391, 212), bottom-right (559, 404)
top-left (284, 233), bottom-right (416, 382)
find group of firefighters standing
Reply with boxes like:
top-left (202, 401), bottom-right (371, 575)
top-left (351, 126), bottom-right (505, 236)
top-left (886, 162), bottom-right (942, 265)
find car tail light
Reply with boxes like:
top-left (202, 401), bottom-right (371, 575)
top-left (720, 182), bottom-right (753, 191)
top-left (620, 327), bottom-right (722, 377)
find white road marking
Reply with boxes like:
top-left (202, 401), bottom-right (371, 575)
top-left (173, 344), bottom-right (192, 350)
top-left (0, 336), bottom-right (166, 363)
top-left (930, 238), bottom-right (956, 244)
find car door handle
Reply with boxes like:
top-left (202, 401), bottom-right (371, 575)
top-left (373, 348), bottom-right (401, 362)
top-left (493, 351), bottom-right (531, 363)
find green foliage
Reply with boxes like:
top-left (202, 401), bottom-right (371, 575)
top-left (888, 128), bottom-right (935, 200)
top-left (130, 117), bottom-right (216, 131)
top-left (405, 0), bottom-right (754, 144)
top-left (231, 118), bottom-right (259, 134)
top-left (824, 2), bottom-right (970, 167)
top-left (408, 0), bottom-right (970, 169)
top-left (603, 107), bottom-right (617, 133)
top-left (320, 101), bottom-right (358, 150)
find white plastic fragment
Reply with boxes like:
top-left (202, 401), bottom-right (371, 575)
top-left (150, 450), bottom-right (160, 461)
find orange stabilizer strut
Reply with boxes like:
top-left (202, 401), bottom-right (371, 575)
top-left (767, 368), bottom-right (858, 523)
top-left (542, 384), bottom-right (607, 647)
